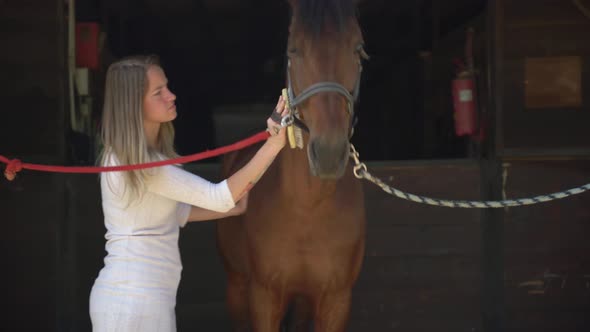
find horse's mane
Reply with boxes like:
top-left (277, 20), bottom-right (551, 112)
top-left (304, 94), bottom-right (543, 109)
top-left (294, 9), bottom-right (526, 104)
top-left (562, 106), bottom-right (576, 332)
top-left (294, 0), bottom-right (357, 37)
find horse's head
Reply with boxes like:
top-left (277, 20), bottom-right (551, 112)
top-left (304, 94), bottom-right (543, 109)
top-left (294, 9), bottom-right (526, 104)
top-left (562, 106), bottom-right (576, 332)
top-left (286, 0), bottom-right (368, 179)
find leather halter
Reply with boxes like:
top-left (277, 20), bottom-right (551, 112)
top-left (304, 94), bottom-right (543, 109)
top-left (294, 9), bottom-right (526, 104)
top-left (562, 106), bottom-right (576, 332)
top-left (285, 45), bottom-right (366, 138)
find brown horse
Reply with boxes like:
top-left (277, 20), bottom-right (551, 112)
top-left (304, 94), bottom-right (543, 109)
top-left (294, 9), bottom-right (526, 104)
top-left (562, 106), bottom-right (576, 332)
top-left (216, 0), bottom-right (367, 331)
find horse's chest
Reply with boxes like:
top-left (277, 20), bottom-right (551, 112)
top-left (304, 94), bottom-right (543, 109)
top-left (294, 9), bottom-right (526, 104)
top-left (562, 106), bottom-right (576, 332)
top-left (253, 239), bottom-right (358, 292)
top-left (248, 214), bottom-right (362, 283)
top-left (245, 180), bottom-right (365, 289)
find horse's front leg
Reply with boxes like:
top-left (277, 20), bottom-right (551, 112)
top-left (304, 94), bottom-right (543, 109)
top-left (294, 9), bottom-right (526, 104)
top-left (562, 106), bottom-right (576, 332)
top-left (313, 290), bottom-right (352, 332)
top-left (249, 278), bottom-right (288, 332)
top-left (226, 272), bottom-right (251, 332)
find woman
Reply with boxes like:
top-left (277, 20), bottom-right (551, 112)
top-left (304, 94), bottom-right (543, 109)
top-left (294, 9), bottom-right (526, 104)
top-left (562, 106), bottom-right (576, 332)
top-left (89, 55), bottom-right (287, 331)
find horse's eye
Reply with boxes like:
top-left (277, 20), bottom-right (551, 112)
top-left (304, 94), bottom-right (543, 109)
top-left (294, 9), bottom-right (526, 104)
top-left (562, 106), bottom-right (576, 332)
top-left (288, 48), bottom-right (299, 55)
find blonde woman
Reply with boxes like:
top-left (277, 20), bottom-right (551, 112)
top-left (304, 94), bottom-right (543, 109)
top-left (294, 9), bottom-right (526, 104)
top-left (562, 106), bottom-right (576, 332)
top-left (89, 55), bottom-right (287, 331)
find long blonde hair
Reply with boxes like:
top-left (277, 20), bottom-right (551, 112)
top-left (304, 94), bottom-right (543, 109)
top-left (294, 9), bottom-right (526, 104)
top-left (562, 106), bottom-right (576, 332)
top-left (99, 55), bottom-right (178, 201)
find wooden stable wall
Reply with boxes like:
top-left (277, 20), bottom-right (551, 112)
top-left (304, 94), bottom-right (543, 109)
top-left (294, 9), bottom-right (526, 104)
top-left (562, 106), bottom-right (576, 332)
top-left (503, 161), bottom-right (590, 331)
top-left (493, 1), bottom-right (590, 331)
top-left (349, 161), bottom-right (483, 331)
top-left (2, 1), bottom-right (589, 331)
top-left (496, 0), bottom-right (590, 157)
top-left (0, 0), bottom-right (67, 331)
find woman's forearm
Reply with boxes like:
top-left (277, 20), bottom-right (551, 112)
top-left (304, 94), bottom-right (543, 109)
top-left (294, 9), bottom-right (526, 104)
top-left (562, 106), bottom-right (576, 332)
top-left (226, 140), bottom-right (282, 202)
top-left (187, 205), bottom-right (236, 222)
top-left (187, 197), bottom-right (246, 222)
top-left (225, 94), bottom-right (288, 202)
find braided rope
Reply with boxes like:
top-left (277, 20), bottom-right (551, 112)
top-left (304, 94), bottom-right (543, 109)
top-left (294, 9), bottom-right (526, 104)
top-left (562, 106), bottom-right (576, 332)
top-left (349, 145), bottom-right (590, 208)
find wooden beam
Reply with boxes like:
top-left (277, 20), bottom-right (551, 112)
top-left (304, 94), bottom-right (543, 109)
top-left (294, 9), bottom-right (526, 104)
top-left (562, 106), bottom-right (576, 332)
top-left (480, 1), bottom-right (506, 332)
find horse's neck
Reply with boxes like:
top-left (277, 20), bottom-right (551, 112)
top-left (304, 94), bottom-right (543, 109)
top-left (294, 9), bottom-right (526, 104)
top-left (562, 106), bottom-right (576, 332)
top-left (277, 146), bottom-right (338, 202)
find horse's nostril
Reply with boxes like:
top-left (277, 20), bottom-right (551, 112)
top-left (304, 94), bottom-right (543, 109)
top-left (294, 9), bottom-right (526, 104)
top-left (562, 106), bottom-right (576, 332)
top-left (310, 141), bottom-right (319, 161)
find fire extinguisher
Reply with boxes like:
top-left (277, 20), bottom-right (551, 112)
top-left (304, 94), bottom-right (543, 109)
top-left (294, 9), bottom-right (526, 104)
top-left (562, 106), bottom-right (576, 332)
top-left (451, 28), bottom-right (478, 138)
top-left (452, 72), bottom-right (477, 136)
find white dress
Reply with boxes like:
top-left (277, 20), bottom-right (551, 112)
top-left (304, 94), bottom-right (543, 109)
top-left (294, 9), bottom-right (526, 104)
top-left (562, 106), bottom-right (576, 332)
top-left (90, 154), bottom-right (235, 332)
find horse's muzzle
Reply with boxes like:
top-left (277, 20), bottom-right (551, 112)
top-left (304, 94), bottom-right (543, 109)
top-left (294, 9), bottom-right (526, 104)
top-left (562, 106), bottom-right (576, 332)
top-left (308, 139), bottom-right (350, 179)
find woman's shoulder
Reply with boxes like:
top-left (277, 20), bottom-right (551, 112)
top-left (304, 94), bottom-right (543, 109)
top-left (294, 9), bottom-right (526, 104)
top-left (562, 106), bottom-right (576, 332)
top-left (99, 150), bottom-right (124, 183)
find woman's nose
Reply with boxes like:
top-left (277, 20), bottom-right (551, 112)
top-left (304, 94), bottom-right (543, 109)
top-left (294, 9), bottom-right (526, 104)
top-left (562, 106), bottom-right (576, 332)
top-left (167, 90), bottom-right (176, 101)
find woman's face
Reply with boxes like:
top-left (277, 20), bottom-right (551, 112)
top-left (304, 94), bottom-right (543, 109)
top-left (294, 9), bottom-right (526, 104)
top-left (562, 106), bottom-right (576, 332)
top-left (143, 66), bottom-right (177, 126)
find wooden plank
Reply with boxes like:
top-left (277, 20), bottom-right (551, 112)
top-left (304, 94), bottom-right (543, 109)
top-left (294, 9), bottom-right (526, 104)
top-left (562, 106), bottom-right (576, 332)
top-left (362, 162), bottom-right (481, 226)
top-left (365, 224), bottom-right (480, 256)
top-left (348, 322), bottom-right (483, 332)
top-left (506, 310), bottom-right (589, 331)
top-left (504, 25), bottom-right (590, 55)
top-left (503, 162), bottom-right (590, 248)
top-left (355, 255), bottom-right (480, 290)
top-left (0, 0), bottom-right (60, 18)
top-left (0, 171), bottom-right (64, 331)
top-left (524, 56), bottom-right (582, 109)
top-left (502, 161), bottom-right (590, 331)
top-left (503, 161), bottom-right (590, 286)
top-left (350, 288), bottom-right (481, 318)
top-left (349, 289), bottom-right (481, 331)
top-left (504, 0), bottom-right (590, 26)
top-left (499, 55), bottom-right (590, 151)
top-left (507, 289), bottom-right (590, 309)
top-left (176, 302), bottom-right (232, 332)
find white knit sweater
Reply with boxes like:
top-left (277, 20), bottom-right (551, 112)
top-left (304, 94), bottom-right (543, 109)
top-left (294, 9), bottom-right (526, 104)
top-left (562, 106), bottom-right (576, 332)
top-left (90, 154), bottom-right (235, 318)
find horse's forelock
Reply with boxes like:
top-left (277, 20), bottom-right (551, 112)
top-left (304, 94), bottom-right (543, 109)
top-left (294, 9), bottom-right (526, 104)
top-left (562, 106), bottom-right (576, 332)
top-left (294, 0), bottom-right (357, 37)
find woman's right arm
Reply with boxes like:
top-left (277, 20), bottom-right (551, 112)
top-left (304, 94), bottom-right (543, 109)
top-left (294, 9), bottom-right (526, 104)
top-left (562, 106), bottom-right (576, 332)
top-left (185, 193), bottom-right (248, 223)
top-left (146, 95), bottom-right (288, 211)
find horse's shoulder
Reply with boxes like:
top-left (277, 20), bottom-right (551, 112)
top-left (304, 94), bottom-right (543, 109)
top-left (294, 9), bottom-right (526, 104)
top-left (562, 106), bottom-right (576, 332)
top-left (221, 143), bottom-right (262, 177)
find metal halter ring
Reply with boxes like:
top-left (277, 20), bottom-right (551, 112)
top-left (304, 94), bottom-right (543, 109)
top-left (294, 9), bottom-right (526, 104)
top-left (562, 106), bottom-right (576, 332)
top-left (281, 114), bottom-right (294, 127)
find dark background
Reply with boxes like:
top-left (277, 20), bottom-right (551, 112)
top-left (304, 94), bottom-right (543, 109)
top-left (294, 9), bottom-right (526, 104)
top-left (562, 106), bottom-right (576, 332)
top-left (70, 0), bottom-right (488, 163)
top-left (1, 0), bottom-right (589, 331)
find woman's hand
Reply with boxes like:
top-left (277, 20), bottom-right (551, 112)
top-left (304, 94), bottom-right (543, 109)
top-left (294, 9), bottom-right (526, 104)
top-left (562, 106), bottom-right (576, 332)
top-left (266, 95), bottom-right (289, 150)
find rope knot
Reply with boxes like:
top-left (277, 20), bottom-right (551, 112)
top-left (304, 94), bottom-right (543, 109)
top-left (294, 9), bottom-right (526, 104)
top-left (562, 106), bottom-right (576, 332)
top-left (4, 159), bottom-right (22, 181)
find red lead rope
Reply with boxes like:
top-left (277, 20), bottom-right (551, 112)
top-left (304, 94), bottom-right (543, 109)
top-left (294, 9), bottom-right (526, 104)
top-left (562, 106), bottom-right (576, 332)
top-left (1, 131), bottom-right (270, 181)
